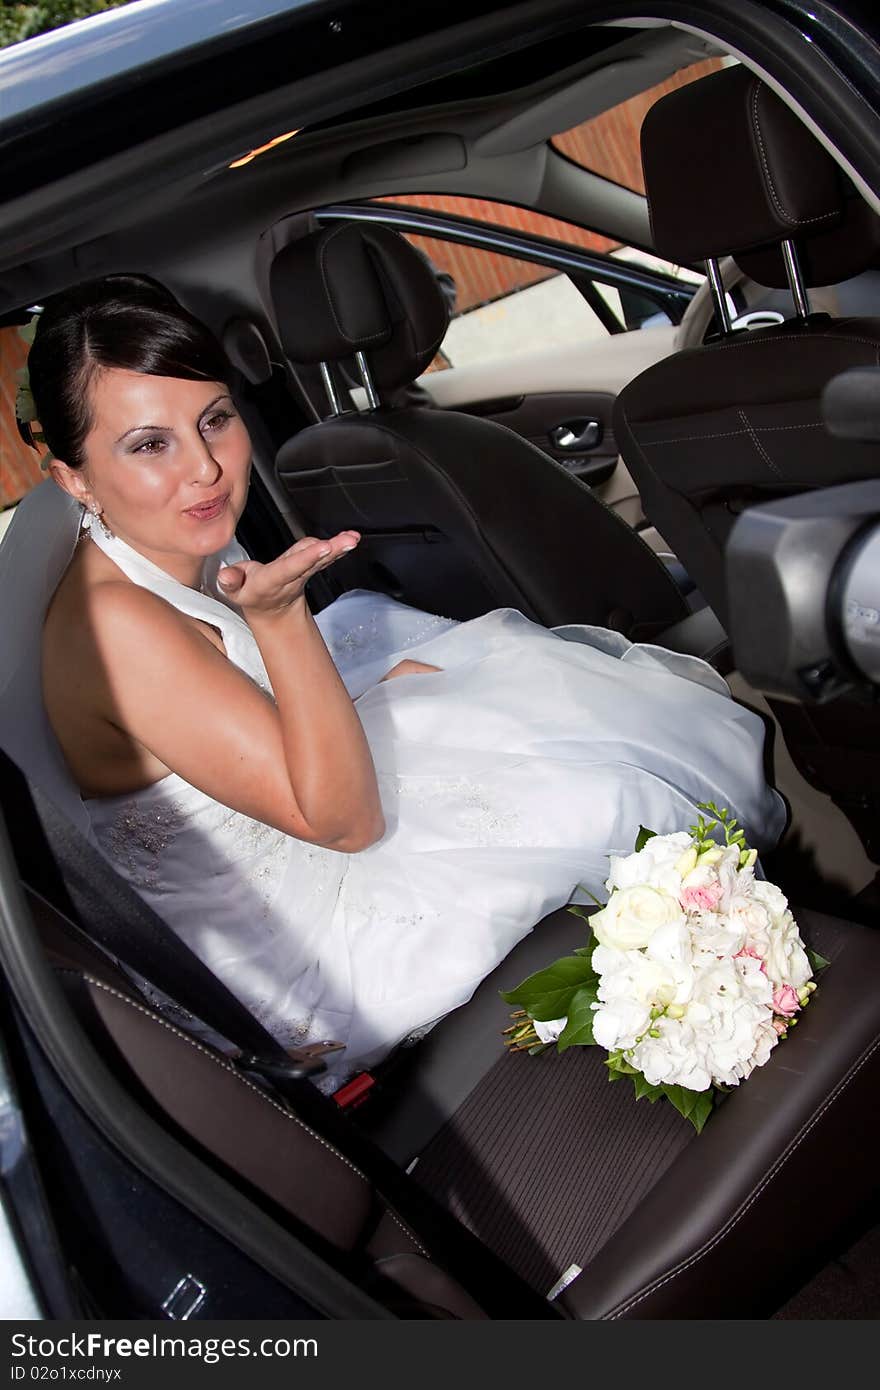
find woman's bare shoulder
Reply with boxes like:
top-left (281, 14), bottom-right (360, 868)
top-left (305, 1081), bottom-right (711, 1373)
top-left (42, 544), bottom-right (228, 730)
top-left (42, 543), bottom-right (234, 795)
top-left (46, 544), bottom-right (167, 662)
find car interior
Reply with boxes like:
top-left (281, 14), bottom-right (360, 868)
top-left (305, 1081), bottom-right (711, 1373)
top-left (1, 7), bottom-right (879, 1320)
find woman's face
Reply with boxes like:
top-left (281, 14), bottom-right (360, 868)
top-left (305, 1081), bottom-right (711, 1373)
top-left (57, 368), bottom-right (252, 576)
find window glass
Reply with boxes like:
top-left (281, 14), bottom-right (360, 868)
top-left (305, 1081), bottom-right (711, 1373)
top-left (371, 196), bottom-right (703, 344)
top-left (375, 193), bottom-right (619, 255)
top-left (391, 232), bottom-right (611, 372)
top-left (551, 56), bottom-right (729, 193)
top-left (1, 322), bottom-right (43, 527)
top-left (369, 196), bottom-right (701, 370)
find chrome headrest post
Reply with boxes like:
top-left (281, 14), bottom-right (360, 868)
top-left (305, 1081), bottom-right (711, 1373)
top-left (355, 350), bottom-right (381, 411)
top-left (705, 256), bottom-right (732, 335)
top-left (319, 360), bottom-right (343, 417)
top-left (780, 238), bottom-right (812, 320)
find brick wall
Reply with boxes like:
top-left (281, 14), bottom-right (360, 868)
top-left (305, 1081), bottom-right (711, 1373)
top-left (378, 58), bottom-right (724, 317)
top-left (0, 328), bottom-right (44, 508)
top-left (553, 57), bottom-right (724, 195)
top-left (376, 196), bottom-right (616, 315)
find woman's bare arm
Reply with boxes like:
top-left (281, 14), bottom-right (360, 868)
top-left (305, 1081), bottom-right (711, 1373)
top-left (88, 532), bottom-right (385, 851)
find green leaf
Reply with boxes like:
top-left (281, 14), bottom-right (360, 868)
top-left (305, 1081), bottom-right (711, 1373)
top-left (634, 825), bottom-right (657, 852)
top-left (660, 1084), bottom-right (715, 1134)
top-left (499, 953), bottom-right (597, 1021)
top-left (556, 982), bottom-right (599, 1051)
top-left (605, 1050), bottom-right (638, 1077)
top-left (567, 903), bottom-right (598, 923)
top-left (632, 1073), bottom-right (666, 1103)
top-left (806, 947), bottom-right (831, 975)
top-left (572, 928), bottom-right (597, 960)
top-left (573, 884), bottom-right (605, 908)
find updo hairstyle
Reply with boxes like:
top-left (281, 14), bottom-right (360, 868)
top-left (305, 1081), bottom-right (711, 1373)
top-left (26, 274), bottom-right (231, 469)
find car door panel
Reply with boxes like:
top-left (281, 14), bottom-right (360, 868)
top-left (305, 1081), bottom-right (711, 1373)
top-left (415, 326), bottom-right (677, 517)
top-left (456, 390), bottom-right (619, 488)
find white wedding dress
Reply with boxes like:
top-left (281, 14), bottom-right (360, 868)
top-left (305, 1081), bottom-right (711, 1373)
top-left (0, 483), bottom-right (785, 1088)
top-left (70, 521), bottom-right (784, 1087)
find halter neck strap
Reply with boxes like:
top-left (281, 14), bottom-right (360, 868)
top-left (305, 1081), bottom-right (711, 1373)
top-left (84, 514), bottom-right (252, 642)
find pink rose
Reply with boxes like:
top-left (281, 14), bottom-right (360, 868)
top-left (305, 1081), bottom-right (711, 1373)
top-left (772, 1017), bottom-right (789, 1036)
top-left (735, 946), bottom-right (767, 972)
top-left (772, 984), bottom-right (801, 1017)
top-left (681, 881), bottom-right (723, 912)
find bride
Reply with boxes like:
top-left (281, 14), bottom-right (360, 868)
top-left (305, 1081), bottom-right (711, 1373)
top-left (17, 275), bottom-right (784, 1087)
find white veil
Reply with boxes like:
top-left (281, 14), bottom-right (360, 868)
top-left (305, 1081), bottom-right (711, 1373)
top-left (0, 480), bottom-right (95, 839)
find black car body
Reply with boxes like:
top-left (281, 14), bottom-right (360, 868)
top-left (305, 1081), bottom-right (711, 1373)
top-left (1, 0), bottom-right (879, 1322)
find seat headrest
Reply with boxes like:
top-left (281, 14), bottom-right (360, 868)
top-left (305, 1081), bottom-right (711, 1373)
top-left (734, 189), bottom-right (880, 288)
top-left (641, 64), bottom-right (846, 267)
top-left (270, 222), bottom-right (450, 392)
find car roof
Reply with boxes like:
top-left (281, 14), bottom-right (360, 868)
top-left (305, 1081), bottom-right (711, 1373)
top-left (0, 1), bottom-right (878, 319)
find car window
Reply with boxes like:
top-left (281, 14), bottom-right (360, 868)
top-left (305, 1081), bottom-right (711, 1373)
top-left (551, 55), bottom-right (730, 193)
top-left (1, 320), bottom-right (43, 529)
top-left (390, 231), bottom-right (612, 371)
top-left (369, 196), bottom-right (697, 372)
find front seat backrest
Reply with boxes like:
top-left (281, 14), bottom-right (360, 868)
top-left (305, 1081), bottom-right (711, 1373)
top-left (270, 221), bottom-right (689, 638)
top-left (613, 64), bottom-right (880, 865)
top-left (614, 63), bottom-right (880, 632)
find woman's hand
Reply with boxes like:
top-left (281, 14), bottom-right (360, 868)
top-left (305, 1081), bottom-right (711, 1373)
top-left (380, 659), bottom-right (442, 681)
top-left (217, 531), bottom-right (360, 617)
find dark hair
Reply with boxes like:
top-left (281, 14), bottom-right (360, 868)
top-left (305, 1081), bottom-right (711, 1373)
top-left (27, 274), bottom-right (231, 469)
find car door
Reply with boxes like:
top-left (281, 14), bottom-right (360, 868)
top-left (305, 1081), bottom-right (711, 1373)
top-left (314, 199), bottom-right (697, 532)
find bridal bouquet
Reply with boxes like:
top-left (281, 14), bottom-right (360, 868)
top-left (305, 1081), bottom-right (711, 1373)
top-left (501, 804), bottom-right (827, 1132)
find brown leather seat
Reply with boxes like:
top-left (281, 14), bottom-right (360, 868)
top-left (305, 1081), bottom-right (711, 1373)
top-left (33, 871), bottom-right (880, 1319)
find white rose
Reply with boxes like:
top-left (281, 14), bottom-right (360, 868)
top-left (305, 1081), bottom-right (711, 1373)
top-left (763, 910), bottom-right (811, 989)
top-left (606, 832), bottom-right (693, 896)
top-left (592, 885), bottom-right (684, 952)
top-left (751, 878), bottom-right (790, 920)
top-left (729, 891), bottom-right (771, 946)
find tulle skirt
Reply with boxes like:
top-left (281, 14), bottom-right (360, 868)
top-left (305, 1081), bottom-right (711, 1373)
top-left (295, 593), bottom-right (786, 1082)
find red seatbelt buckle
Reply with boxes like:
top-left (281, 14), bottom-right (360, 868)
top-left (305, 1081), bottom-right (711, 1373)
top-left (333, 1071), bottom-right (376, 1110)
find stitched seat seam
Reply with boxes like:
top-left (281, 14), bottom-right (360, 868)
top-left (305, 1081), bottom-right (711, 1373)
top-left (750, 81), bottom-right (838, 229)
top-left (65, 969), bottom-right (429, 1259)
top-left (644, 422), bottom-right (824, 446)
top-left (604, 1032), bottom-right (880, 1318)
